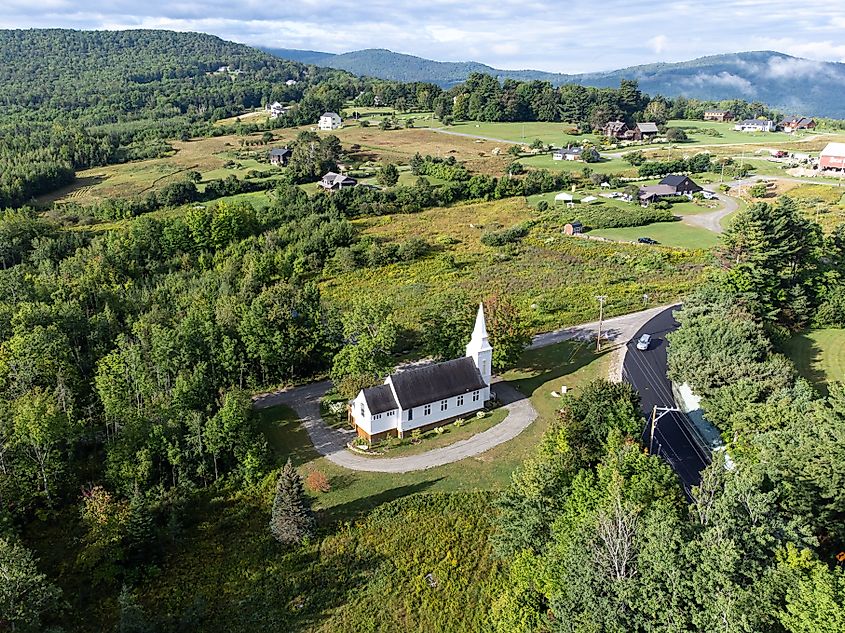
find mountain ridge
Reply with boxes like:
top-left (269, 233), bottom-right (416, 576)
top-left (263, 47), bottom-right (845, 118)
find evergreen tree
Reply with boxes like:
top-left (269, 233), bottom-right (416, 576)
top-left (117, 585), bottom-right (153, 633)
top-left (269, 459), bottom-right (315, 545)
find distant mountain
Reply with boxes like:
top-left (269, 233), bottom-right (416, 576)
top-left (264, 47), bottom-right (845, 118)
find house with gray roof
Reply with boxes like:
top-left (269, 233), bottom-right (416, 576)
top-left (268, 147), bottom-right (292, 166)
top-left (318, 172), bottom-right (357, 191)
top-left (634, 122), bottom-right (660, 140)
top-left (349, 304), bottom-right (493, 442)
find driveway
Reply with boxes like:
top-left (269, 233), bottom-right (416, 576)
top-left (680, 191), bottom-right (739, 234)
top-left (255, 381), bottom-right (536, 473)
top-left (254, 304), bottom-right (671, 473)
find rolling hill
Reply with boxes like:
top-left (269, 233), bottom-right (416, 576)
top-left (264, 47), bottom-right (845, 118)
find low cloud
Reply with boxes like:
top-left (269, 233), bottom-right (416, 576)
top-left (648, 34), bottom-right (668, 54)
top-left (682, 72), bottom-right (755, 95)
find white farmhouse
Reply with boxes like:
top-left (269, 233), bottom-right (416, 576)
top-left (349, 304), bottom-right (493, 442)
top-left (319, 112), bottom-right (342, 130)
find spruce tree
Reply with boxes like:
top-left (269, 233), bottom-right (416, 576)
top-left (270, 459), bottom-right (315, 545)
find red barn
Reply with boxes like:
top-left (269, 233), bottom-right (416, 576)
top-left (820, 143), bottom-right (845, 171)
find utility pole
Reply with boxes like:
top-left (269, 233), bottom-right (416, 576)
top-left (595, 295), bottom-right (607, 352)
top-left (649, 405), bottom-right (681, 454)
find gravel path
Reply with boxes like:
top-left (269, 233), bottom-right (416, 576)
top-left (253, 305), bottom-right (669, 472)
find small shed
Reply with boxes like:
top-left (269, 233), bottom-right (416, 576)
top-left (554, 192), bottom-right (574, 203)
top-left (581, 195), bottom-right (598, 204)
top-left (564, 221), bottom-right (583, 236)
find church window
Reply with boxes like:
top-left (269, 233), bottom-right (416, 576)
top-left (457, 395), bottom-right (464, 406)
top-left (441, 399), bottom-right (448, 411)
top-left (360, 403), bottom-right (365, 417)
top-left (424, 404), bottom-right (431, 415)
top-left (472, 390), bottom-right (480, 402)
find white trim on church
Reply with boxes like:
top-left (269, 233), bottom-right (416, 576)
top-left (349, 304), bottom-right (493, 441)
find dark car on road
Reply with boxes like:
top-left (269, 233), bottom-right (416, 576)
top-left (638, 237), bottom-right (658, 244)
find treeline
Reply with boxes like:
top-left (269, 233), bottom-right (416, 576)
top-left (435, 72), bottom-right (780, 130)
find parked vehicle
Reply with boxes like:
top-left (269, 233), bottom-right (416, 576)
top-left (638, 237), bottom-right (658, 245)
top-left (636, 334), bottom-right (652, 350)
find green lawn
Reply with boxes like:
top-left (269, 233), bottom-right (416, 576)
top-left (590, 221), bottom-right (720, 249)
top-left (666, 119), bottom-right (810, 146)
top-left (783, 329), bottom-right (845, 395)
top-left (520, 153), bottom-right (635, 175)
top-left (442, 120), bottom-right (595, 145)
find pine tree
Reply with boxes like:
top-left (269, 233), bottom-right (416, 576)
top-left (269, 459), bottom-right (315, 545)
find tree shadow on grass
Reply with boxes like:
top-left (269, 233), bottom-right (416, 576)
top-left (320, 478), bottom-right (444, 524)
top-left (785, 333), bottom-right (829, 396)
top-left (258, 405), bottom-right (321, 467)
top-left (506, 340), bottom-right (613, 398)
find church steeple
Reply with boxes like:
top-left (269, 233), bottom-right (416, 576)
top-left (466, 303), bottom-right (493, 385)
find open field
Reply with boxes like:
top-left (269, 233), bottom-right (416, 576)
top-left (783, 329), bottom-right (845, 395)
top-left (438, 120), bottom-right (594, 146)
top-left (520, 153), bottom-right (636, 175)
top-left (590, 221), bottom-right (721, 249)
top-left (665, 119), bottom-right (817, 146)
top-left (321, 197), bottom-right (712, 333)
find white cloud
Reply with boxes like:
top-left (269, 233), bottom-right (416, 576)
top-left (648, 34), bottom-right (668, 54)
top-left (0, 0), bottom-right (844, 72)
top-left (682, 72), bottom-right (755, 95)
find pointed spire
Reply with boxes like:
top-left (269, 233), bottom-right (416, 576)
top-left (472, 303), bottom-right (488, 340)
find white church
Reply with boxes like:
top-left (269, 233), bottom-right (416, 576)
top-left (349, 304), bottom-right (493, 442)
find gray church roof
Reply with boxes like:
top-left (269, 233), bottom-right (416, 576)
top-left (390, 357), bottom-right (487, 410)
top-left (362, 384), bottom-right (398, 415)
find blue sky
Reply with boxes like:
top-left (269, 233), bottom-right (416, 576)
top-left (2, 0), bottom-right (845, 72)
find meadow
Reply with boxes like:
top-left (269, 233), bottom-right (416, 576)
top-left (321, 197), bottom-right (713, 333)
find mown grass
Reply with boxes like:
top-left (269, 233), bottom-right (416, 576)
top-left (439, 120), bottom-right (594, 145)
top-left (520, 153), bottom-right (636, 175)
top-left (782, 329), bottom-right (845, 395)
top-left (589, 222), bottom-right (720, 249)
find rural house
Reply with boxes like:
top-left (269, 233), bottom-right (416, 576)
top-left (634, 122), bottom-right (660, 140)
top-left (638, 175), bottom-right (702, 203)
top-left (659, 174), bottom-right (702, 195)
top-left (266, 101), bottom-right (287, 118)
top-left (780, 116), bottom-right (816, 132)
top-left (268, 147), bottom-right (292, 166)
top-left (319, 112), bottom-right (342, 130)
top-left (349, 304), bottom-right (493, 442)
top-left (734, 119), bottom-right (776, 132)
top-left (318, 172), bottom-right (357, 190)
top-left (603, 120), bottom-right (629, 139)
top-left (820, 143), bottom-right (845, 172)
top-left (553, 147), bottom-right (582, 161)
top-left (703, 110), bottom-right (733, 122)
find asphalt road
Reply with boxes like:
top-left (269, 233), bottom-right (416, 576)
top-left (622, 306), bottom-right (710, 491)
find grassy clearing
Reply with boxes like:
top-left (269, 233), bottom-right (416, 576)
top-left (777, 183), bottom-right (845, 233)
top-left (321, 197), bottom-right (711, 333)
top-left (589, 221), bottom-right (720, 249)
top-left (783, 329), bottom-right (845, 395)
top-left (520, 153), bottom-right (636, 175)
top-left (439, 120), bottom-right (594, 146)
top-left (665, 119), bottom-right (813, 146)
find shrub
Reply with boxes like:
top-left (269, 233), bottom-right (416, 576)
top-left (453, 418), bottom-right (465, 428)
top-left (305, 470), bottom-right (331, 493)
top-left (537, 200), bottom-right (549, 212)
top-left (433, 426), bottom-right (446, 435)
top-left (564, 203), bottom-right (674, 229)
top-left (481, 223), bottom-right (531, 247)
top-left (411, 429), bottom-right (422, 442)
